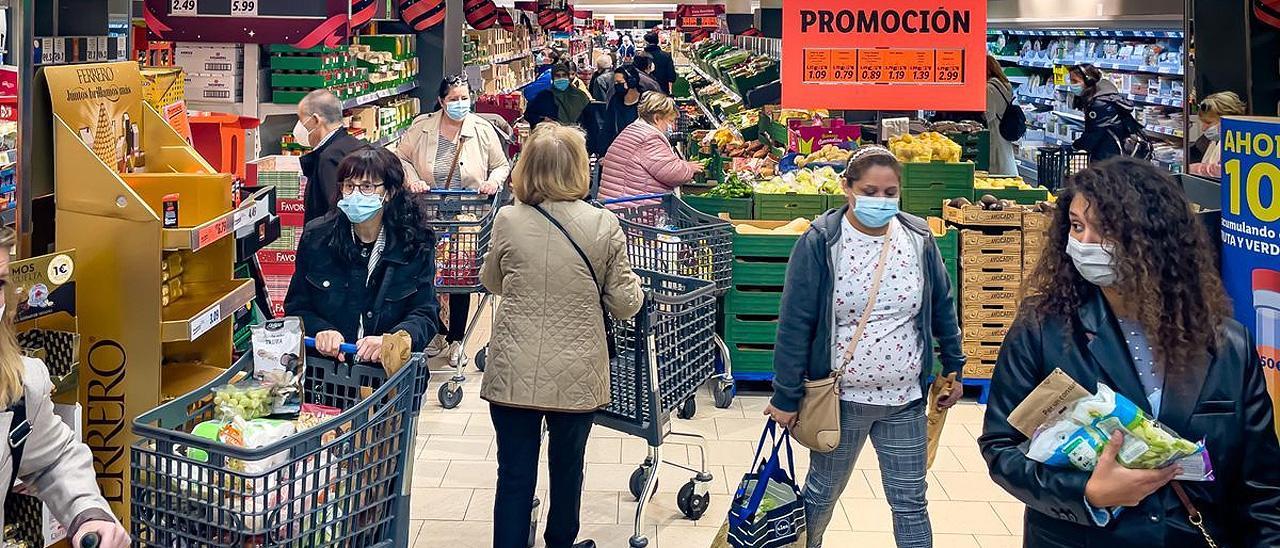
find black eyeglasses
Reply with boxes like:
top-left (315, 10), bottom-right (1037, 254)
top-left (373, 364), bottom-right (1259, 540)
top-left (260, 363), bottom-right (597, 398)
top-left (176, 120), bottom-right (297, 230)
top-left (341, 179), bottom-right (384, 195)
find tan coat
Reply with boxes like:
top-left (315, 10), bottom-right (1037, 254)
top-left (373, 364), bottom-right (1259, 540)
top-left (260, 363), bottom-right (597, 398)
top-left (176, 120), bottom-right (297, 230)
top-left (479, 200), bottom-right (644, 411)
top-left (395, 111), bottom-right (511, 190)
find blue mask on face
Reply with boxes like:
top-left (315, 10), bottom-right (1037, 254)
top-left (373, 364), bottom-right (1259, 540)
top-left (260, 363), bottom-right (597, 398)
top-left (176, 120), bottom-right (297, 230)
top-left (1066, 84), bottom-right (1085, 95)
top-left (553, 78), bottom-right (571, 91)
top-left (445, 99), bottom-right (470, 121)
top-left (852, 195), bottom-right (899, 228)
top-left (337, 192), bottom-right (384, 224)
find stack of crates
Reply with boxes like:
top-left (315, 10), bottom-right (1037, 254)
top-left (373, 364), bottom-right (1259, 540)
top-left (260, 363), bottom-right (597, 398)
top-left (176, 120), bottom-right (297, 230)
top-left (721, 219), bottom-right (803, 380)
top-left (1022, 208), bottom-right (1053, 273)
top-left (251, 157), bottom-right (306, 318)
top-left (929, 217), bottom-right (958, 374)
top-left (899, 162), bottom-right (975, 219)
top-left (944, 202), bottom-right (1024, 380)
top-left (269, 44), bottom-right (362, 104)
top-left (353, 35), bottom-right (419, 86)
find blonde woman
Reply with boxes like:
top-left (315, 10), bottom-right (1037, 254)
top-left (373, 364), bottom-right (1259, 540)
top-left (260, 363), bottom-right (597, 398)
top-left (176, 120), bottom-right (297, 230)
top-left (0, 229), bottom-right (129, 547)
top-left (598, 92), bottom-right (704, 202)
top-left (1190, 91), bottom-right (1246, 178)
top-left (480, 123), bottom-right (643, 548)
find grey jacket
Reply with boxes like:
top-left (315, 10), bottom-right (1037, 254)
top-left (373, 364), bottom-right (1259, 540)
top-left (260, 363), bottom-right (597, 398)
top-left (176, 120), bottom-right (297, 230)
top-left (770, 207), bottom-right (966, 412)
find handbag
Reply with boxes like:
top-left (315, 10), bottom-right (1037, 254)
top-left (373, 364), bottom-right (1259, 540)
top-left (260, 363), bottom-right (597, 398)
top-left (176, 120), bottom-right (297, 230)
top-left (1172, 481), bottom-right (1219, 547)
top-left (531, 204), bottom-right (617, 359)
top-left (726, 421), bottom-right (806, 548)
top-left (792, 222), bottom-right (895, 453)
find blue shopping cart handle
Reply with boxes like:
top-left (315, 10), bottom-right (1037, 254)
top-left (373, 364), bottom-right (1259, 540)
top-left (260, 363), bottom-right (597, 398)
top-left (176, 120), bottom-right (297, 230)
top-left (601, 193), bottom-right (666, 205)
top-left (304, 337), bottom-right (359, 354)
top-left (427, 188), bottom-right (481, 195)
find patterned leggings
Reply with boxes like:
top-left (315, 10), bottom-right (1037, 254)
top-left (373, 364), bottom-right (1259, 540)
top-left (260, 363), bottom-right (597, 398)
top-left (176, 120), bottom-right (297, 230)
top-left (803, 399), bottom-right (931, 548)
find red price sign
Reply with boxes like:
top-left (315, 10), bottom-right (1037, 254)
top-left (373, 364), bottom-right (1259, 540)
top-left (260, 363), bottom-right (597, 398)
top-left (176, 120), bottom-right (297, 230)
top-left (802, 48), bottom-right (964, 84)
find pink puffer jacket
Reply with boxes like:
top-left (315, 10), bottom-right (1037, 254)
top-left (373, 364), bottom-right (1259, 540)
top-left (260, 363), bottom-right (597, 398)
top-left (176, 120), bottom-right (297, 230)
top-left (598, 120), bottom-right (696, 203)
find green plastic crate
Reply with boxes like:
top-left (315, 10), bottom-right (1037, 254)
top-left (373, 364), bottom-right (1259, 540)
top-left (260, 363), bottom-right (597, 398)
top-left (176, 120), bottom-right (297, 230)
top-left (724, 315), bottom-right (779, 345)
top-left (901, 162), bottom-right (976, 190)
top-left (270, 55), bottom-right (351, 71)
top-left (754, 193), bottom-right (827, 221)
top-left (683, 194), bottom-right (753, 219)
top-left (733, 259), bottom-right (789, 286)
top-left (731, 65), bottom-right (780, 97)
top-left (824, 194), bottom-right (846, 211)
top-left (759, 116), bottom-right (789, 147)
top-left (732, 233), bottom-right (799, 259)
top-left (934, 224), bottom-right (959, 261)
top-left (272, 90), bottom-right (308, 104)
top-left (270, 72), bottom-right (359, 89)
top-left (728, 344), bottom-right (775, 374)
top-left (725, 288), bottom-right (784, 316)
top-left (269, 44), bottom-right (343, 54)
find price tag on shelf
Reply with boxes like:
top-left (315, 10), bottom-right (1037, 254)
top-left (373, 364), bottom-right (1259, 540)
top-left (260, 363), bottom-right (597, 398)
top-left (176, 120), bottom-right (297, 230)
top-left (190, 303), bottom-right (223, 341)
top-left (170, 0), bottom-right (198, 16)
top-left (195, 216), bottom-right (232, 249)
top-left (230, 0), bottom-right (258, 16)
top-left (233, 199), bottom-right (269, 234)
top-left (801, 48), bottom-right (963, 85)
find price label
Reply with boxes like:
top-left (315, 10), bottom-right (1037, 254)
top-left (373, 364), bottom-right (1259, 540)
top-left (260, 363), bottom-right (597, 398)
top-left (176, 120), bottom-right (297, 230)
top-left (802, 48), bottom-right (965, 85)
top-left (190, 303), bottom-right (222, 340)
top-left (230, 0), bottom-right (257, 16)
top-left (195, 217), bottom-right (232, 249)
top-left (170, 0), bottom-right (197, 16)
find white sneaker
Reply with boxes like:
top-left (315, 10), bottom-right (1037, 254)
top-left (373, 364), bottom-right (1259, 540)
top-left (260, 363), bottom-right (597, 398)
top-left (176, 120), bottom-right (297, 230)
top-left (426, 335), bottom-right (448, 358)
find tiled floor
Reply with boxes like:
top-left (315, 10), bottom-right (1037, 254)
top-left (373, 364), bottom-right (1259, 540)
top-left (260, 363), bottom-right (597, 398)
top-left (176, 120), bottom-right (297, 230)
top-left (409, 305), bottom-right (1023, 547)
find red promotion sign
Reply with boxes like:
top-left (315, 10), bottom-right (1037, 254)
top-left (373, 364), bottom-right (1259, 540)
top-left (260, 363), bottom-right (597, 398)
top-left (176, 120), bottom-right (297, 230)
top-left (782, 0), bottom-right (986, 110)
top-left (677, 4), bottom-right (723, 30)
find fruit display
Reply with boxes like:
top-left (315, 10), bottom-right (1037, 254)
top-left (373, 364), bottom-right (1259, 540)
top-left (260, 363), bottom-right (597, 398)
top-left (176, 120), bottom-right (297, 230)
top-left (793, 144), bottom-right (853, 168)
top-left (725, 139), bottom-right (772, 159)
top-left (756, 166), bottom-right (842, 195)
top-left (701, 174), bottom-right (754, 198)
top-left (889, 132), bottom-right (964, 163)
top-left (734, 217), bottom-right (811, 235)
top-left (974, 173), bottom-right (1035, 190)
top-left (950, 195), bottom-right (1018, 211)
top-left (727, 109), bottom-right (760, 133)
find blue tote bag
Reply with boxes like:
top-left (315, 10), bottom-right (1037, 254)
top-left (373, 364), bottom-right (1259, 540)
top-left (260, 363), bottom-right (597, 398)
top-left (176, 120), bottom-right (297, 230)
top-left (727, 421), bottom-right (806, 548)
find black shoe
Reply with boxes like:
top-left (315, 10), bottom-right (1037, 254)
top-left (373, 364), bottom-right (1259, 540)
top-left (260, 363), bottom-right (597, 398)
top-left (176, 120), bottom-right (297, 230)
top-left (572, 541), bottom-right (596, 548)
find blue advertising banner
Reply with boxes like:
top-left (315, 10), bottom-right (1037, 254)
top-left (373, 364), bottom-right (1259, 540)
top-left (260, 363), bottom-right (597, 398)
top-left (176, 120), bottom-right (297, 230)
top-left (1219, 116), bottom-right (1280, 435)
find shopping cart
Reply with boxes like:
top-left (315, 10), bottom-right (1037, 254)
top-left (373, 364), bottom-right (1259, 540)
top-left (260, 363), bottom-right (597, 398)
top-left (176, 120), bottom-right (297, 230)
top-left (597, 269), bottom-right (720, 547)
top-left (601, 193), bottom-right (737, 415)
top-left (1036, 145), bottom-right (1090, 191)
top-left (130, 351), bottom-right (428, 548)
top-left (422, 188), bottom-right (505, 409)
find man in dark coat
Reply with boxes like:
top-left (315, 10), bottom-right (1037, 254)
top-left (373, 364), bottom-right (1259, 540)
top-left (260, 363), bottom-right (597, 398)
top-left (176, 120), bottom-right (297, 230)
top-left (297, 89), bottom-right (368, 224)
top-left (643, 32), bottom-right (677, 94)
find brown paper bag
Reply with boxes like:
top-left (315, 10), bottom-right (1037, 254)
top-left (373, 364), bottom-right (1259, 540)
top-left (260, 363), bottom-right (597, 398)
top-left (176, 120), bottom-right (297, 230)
top-left (1007, 368), bottom-right (1090, 438)
top-left (925, 372), bottom-right (958, 469)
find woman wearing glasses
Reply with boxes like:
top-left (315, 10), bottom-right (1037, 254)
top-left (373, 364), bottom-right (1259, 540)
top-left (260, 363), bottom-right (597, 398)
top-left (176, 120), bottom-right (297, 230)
top-left (284, 147), bottom-right (440, 362)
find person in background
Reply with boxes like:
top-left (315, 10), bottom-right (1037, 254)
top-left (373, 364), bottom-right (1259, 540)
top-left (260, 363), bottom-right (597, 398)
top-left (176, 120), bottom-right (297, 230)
top-left (1189, 91), bottom-right (1246, 178)
top-left (525, 64), bottom-right (592, 129)
top-left (395, 74), bottom-right (509, 361)
top-left (297, 89), bottom-right (369, 224)
top-left (481, 123), bottom-right (643, 548)
top-left (285, 148), bottom-right (439, 361)
top-left (1068, 64), bottom-right (1143, 162)
top-left (598, 92), bottom-right (703, 202)
top-left (630, 52), bottom-right (664, 94)
top-left (617, 34), bottom-right (637, 63)
top-left (595, 66), bottom-right (644, 154)
top-left (643, 31), bottom-right (677, 95)
top-left (0, 228), bottom-right (130, 547)
top-left (984, 54), bottom-right (1018, 175)
top-left (589, 54), bottom-right (616, 102)
top-left (765, 146), bottom-right (966, 548)
top-left (979, 158), bottom-right (1280, 547)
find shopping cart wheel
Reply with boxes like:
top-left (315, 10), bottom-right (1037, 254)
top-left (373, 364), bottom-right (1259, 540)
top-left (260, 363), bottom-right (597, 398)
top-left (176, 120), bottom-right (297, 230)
top-left (676, 481), bottom-right (710, 520)
top-left (712, 380), bottom-right (735, 409)
top-left (628, 465), bottom-right (659, 501)
top-left (677, 397), bottom-right (696, 420)
top-left (438, 382), bottom-right (463, 409)
top-left (475, 347), bottom-right (487, 372)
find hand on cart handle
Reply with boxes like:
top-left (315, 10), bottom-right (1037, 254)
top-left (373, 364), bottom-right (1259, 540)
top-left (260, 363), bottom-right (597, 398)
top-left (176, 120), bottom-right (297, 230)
top-left (73, 520), bottom-right (130, 548)
top-left (407, 180), bottom-right (431, 193)
top-left (601, 193), bottom-right (668, 205)
top-left (763, 403), bottom-right (798, 430)
top-left (307, 332), bottom-right (359, 361)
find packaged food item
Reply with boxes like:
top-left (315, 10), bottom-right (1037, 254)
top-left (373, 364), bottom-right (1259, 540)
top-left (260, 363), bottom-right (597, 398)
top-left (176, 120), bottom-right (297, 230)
top-left (297, 403), bottom-right (343, 444)
top-left (259, 368), bottom-right (302, 415)
top-left (162, 193), bottom-right (179, 227)
top-left (212, 381), bottom-right (274, 420)
top-left (1009, 368), bottom-right (1212, 481)
top-left (250, 317), bottom-right (304, 375)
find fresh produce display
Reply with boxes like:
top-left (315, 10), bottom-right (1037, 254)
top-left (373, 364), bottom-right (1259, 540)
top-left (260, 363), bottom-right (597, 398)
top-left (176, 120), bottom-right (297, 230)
top-left (889, 132), bottom-right (964, 163)
top-left (756, 166), bottom-right (842, 195)
top-left (725, 139), bottom-right (772, 160)
top-left (701, 174), bottom-right (754, 198)
top-left (949, 195), bottom-right (1018, 211)
top-left (793, 144), bottom-right (853, 168)
top-left (929, 120), bottom-right (985, 134)
top-left (734, 218), bottom-right (811, 235)
top-left (727, 109), bottom-right (760, 133)
top-left (974, 173), bottom-right (1036, 190)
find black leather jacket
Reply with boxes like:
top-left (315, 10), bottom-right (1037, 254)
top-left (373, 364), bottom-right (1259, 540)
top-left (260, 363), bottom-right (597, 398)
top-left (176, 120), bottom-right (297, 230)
top-left (1072, 80), bottom-right (1141, 163)
top-left (979, 288), bottom-right (1280, 547)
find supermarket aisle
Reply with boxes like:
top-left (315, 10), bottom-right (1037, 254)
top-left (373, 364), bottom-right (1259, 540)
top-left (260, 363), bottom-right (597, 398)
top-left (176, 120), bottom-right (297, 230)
top-left (409, 305), bottom-right (1024, 548)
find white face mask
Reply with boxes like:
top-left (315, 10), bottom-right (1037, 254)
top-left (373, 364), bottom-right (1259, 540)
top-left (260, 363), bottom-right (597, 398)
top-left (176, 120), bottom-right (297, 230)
top-left (1065, 236), bottom-right (1118, 287)
top-left (292, 119), bottom-right (313, 148)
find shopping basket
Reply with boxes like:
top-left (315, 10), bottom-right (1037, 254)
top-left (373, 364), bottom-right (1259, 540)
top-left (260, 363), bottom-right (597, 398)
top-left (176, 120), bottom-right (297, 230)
top-left (598, 269), bottom-right (720, 546)
top-left (602, 193), bottom-right (737, 415)
top-left (1036, 146), bottom-right (1089, 191)
top-left (130, 352), bottom-right (427, 548)
top-left (421, 188), bottom-right (505, 409)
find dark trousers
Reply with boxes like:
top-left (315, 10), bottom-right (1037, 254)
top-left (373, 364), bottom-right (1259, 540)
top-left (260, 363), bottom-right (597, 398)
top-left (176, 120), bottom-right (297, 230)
top-left (447, 293), bottom-right (470, 342)
top-left (490, 403), bottom-right (594, 548)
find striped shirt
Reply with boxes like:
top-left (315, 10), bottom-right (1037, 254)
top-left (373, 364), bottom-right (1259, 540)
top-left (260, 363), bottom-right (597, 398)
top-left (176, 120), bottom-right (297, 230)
top-left (432, 135), bottom-right (463, 189)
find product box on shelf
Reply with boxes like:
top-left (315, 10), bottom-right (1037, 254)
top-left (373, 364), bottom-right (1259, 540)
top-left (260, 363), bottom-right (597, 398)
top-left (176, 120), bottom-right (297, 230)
top-left (185, 73), bottom-right (243, 103)
top-left (175, 42), bottom-right (244, 76)
top-left (787, 118), bottom-right (861, 155)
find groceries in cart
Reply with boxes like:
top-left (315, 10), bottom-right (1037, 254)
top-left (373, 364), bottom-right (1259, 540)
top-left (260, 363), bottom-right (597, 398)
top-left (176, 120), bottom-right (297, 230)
top-left (1007, 368), bottom-right (1213, 481)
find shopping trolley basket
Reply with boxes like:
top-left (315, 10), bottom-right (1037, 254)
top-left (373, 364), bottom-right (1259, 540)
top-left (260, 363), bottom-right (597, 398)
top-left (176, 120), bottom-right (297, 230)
top-left (130, 352), bottom-right (428, 548)
top-left (1036, 146), bottom-right (1089, 191)
top-left (601, 193), bottom-right (737, 415)
top-left (597, 269), bottom-right (719, 547)
top-left (422, 188), bottom-right (506, 409)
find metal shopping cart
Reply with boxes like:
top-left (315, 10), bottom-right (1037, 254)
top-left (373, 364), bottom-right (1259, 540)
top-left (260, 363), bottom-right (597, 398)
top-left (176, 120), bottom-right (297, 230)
top-left (602, 193), bottom-right (737, 416)
top-left (130, 352), bottom-right (428, 548)
top-left (1036, 145), bottom-right (1090, 191)
top-left (598, 269), bottom-right (720, 547)
top-left (422, 188), bottom-right (506, 409)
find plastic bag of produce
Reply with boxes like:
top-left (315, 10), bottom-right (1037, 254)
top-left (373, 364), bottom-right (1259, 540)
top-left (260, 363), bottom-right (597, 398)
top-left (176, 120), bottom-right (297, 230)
top-left (1008, 369), bottom-right (1213, 481)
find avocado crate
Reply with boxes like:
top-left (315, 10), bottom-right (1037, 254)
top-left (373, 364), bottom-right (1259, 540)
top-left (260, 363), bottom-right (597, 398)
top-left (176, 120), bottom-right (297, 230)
top-left (754, 193), bottom-right (827, 220)
top-left (683, 194), bottom-right (753, 219)
top-left (987, 186), bottom-right (1051, 204)
top-left (943, 202), bottom-right (1024, 228)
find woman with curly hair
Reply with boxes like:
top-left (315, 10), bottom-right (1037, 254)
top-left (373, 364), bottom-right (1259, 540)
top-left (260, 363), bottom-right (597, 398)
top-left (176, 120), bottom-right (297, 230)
top-left (978, 157), bottom-right (1280, 547)
top-left (285, 147), bottom-right (440, 362)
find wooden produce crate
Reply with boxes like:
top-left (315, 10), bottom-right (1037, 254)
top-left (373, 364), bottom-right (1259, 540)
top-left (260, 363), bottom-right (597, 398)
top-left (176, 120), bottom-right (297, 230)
top-left (960, 249), bottom-right (1023, 271)
top-left (753, 193), bottom-right (827, 221)
top-left (962, 302), bottom-right (1020, 325)
top-left (962, 339), bottom-right (1003, 379)
top-left (1023, 209), bottom-right (1053, 232)
top-left (943, 201), bottom-right (1024, 228)
top-left (962, 318), bottom-right (1016, 341)
top-left (961, 270), bottom-right (1022, 308)
top-left (963, 269), bottom-right (1022, 288)
top-left (960, 229), bottom-right (1022, 252)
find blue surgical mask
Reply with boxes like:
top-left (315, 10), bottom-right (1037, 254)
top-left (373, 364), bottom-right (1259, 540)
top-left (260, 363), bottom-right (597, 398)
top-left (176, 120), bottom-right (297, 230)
top-left (1066, 84), bottom-right (1085, 95)
top-left (445, 99), bottom-right (470, 121)
top-left (1203, 123), bottom-right (1220, 142)
top-left (553, 78), bottom-right (571, 91)
top-left (337, 192), bottom-right (384, 224)
top-left (852, 195), bottom-right (899, 228)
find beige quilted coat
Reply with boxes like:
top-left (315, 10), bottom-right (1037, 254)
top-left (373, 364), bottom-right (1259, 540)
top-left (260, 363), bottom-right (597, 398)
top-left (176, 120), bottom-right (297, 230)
top-left (479, 199), bottom-right (644, 411)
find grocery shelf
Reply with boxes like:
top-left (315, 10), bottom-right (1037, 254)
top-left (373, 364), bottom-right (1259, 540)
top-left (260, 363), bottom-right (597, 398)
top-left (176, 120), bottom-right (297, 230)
top-left (1145, 125), bottom-right (1185, 139)
top-left (161, 362), bottom-right (233, 400)
top-left (341, 81), bottom-right (420, 109)
top-left (1044, 134), bottom-right (1074, 146)
top-left (992, 29), bottom-right (1183, 39)
top-left (1126, 94), bottom-right (1184, 108)
top-left (687, 63), bottom-right (743, 105)
top-left (691, 91), bottom-right (724, 126)
top-left (995, 55), bottom-right (1183, 77)
top-left (465, 51), bottom-right (531, 71)
top-left (187, 81), bottom-right (420, 118)
top-left (1017, 95), bottom-right (1055, 108)
top-left (160, 279), bottom-right (256, 343)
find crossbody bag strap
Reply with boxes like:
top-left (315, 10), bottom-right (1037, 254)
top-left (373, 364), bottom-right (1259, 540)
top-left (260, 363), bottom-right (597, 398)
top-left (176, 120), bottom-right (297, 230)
top-left (443, 135), bottom-right (469, 189)
top-left (840, 220), bottom-right (896, 368)
top-left (7, 397), bottom-right (29, 491)
top-left (531, 204), bottom-right (602, 291)
top-left (1172, 481), bottom-right (1218, 548)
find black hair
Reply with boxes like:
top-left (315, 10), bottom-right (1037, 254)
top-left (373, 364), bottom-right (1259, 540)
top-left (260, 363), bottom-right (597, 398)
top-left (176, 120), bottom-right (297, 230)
top-left (552, 63), bottom-right (572, 77)
top-left (632, 52), bottom-right (654, 73)
top-left (329, 148), bottom-right (434, 263)
top-left (613, 65), bottom-right (641, 91)
top-left (438, 74), bottom-right (469, 101)
top-left (644, 32), bottom-right (659, 45)
top-left (1070, 64), bottom-right (1103, 89)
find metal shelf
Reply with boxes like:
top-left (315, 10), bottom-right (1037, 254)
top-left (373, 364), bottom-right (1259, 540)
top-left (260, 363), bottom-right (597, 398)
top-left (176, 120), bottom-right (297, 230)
top-left (993, 29), bottom-right (1183, 39)
top-left (996, 55), bottom-right (1183, 77)
top-left (188, 81), bottom-right (420, 118)
top-left (687, 63), bottom-right (742, 105)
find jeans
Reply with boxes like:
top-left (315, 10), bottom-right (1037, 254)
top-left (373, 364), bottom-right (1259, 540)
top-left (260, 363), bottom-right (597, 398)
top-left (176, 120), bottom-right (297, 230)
top-left (490, 403), bottom-right (594, 548)
top-left (804, 399), bottom-right (930, 548)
